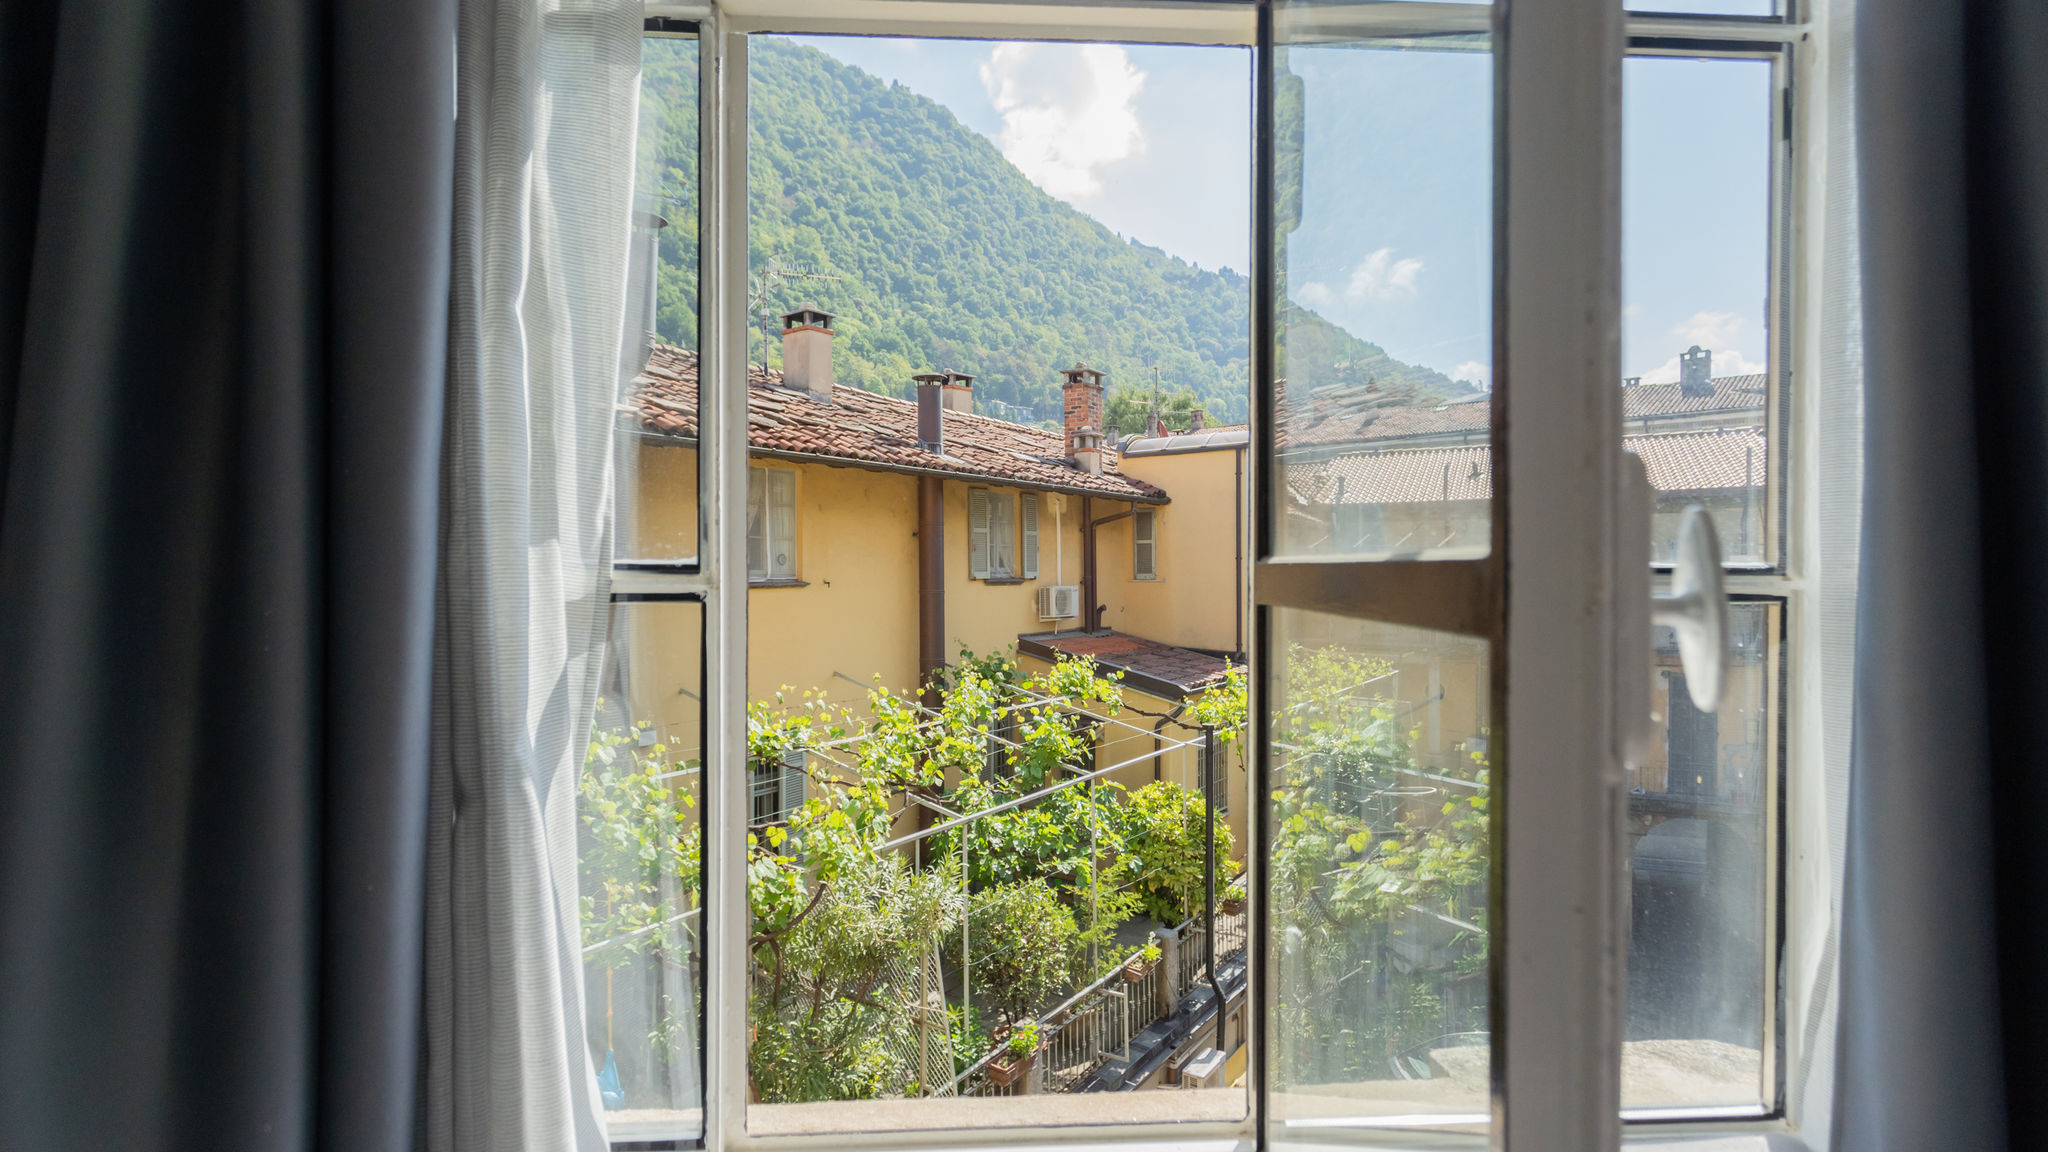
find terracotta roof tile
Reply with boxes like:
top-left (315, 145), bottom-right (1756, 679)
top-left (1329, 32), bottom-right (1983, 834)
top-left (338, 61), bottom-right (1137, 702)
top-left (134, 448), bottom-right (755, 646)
top-left (1293, 426), bottom-right (1766, 505)
top-left (1276, 375), bottom-right (1768, 451)
top-left (1018, 630), bottom-right (1232, 696)
top-left (628, 346), bottom-right (1165, 504)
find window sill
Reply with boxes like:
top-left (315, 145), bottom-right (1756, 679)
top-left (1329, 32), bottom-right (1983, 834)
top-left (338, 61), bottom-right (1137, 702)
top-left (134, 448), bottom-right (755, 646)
top-left (981, 576), bottom-right (1027, 586)
top-left (749, 577), bottom-right (809, 588)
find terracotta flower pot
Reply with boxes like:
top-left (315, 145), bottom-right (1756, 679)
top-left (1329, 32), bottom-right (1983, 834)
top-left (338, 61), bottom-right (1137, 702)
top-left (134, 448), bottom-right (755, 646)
top-left (1123, 957), bottom-right (1156, 983)
top-left (988, 1052), bottom-right (1035, 1088)
top-left (1219, 897), bottom-right (1243, 916)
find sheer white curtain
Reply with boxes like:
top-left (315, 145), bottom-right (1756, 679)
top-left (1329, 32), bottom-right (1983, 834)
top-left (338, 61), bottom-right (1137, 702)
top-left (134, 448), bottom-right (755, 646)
top-left (424, 0), bottom-right (641, 1148)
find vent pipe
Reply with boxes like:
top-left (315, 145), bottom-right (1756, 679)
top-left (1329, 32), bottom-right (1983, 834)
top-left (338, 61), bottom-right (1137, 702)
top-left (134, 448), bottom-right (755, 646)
top-left (912, 372), bottom-right (947, 454)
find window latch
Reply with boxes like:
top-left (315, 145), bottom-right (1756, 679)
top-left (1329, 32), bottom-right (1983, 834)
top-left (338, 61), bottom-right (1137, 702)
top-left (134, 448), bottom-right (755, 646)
top-left (1619, 452), bottom-right (1730, 765)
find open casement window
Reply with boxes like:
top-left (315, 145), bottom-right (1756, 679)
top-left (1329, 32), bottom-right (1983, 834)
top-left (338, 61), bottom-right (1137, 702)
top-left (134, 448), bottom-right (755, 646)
top-left (747, 465), bottom-right (796, 581)
top-left (1133, 508), bottom-right (1157, 580)
top-left (657, 3), bottom-right (1820, 1151)
top-left (969, 487), bottom-right (1017, 579)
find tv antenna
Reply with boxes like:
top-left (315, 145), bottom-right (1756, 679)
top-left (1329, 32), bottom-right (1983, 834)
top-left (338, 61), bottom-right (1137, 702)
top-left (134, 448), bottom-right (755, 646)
top-left (748, 256), bottom-right (841, 375)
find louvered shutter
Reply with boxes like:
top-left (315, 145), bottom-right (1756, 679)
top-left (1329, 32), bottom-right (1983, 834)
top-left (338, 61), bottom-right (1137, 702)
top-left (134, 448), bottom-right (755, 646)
top-left (767, 469), bottom-right (797, 578)
top-left (780, 747), bottom-right (808, 821)
top-left (1021, 494), bottom-right (1039, 579)
top-left (1133, 509), bottom-right (1156, 579)
top-left (969, 488), bottom-right (990, 578)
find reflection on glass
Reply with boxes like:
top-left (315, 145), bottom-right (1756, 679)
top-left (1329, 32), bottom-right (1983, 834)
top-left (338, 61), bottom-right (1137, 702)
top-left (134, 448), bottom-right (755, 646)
top-left (584, 600), bottom-right (706, 1141)
top-left (1626, 0), bottom-right (1774, 16)
top-left (618, 32), bottom-right (701, 563)
top-left (1271, 38), bottom-right (1493, 562)
top-left (1622, 56), bottom-right (1773, 565)
top-left (1267, 611), bottom-right (1491, 1129)
top-left (1624, 601), bottom-right (1775, 1111)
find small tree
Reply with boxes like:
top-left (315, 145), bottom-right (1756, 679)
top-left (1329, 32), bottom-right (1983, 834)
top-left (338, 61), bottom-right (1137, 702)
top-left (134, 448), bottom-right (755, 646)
top-left (960, 880), bottom-right (1081, 1026)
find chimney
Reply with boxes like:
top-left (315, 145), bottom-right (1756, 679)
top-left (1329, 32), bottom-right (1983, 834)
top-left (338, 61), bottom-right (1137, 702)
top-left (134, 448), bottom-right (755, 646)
top-left (781, 304), bottom-right (836, 399)
top-left (1678, 345), bottom-right (1712, 398)
top-left (1062, 362), bottom-right (1106, 460)
top-left (1071, 426), bottom-right (1105, 475)
top-left (1189, 409), bottom-right (1206, 432)
top-left (912, 372), bottom-right (948, 454)
top-left (942, 370), bottom-right (975, 414)
top-left (1622, 376), bottom-right (1642, 389)
top-left (619, 208), bottom-right (668, 388)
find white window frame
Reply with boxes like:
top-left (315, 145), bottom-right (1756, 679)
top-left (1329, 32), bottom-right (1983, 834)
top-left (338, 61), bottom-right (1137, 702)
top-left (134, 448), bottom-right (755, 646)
top-left (1132, 507), bottom-right (1158, 580)
top-left (747, 464), bottom-right (798, 582)
top-left (969, 486), bottom-right (1020, 580)
top-left (619, 4), bottom-right (1845, 1152)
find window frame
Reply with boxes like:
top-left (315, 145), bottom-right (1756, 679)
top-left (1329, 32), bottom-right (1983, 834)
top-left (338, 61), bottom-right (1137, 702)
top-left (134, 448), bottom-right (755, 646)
top-left (746, 464), bottom-right (800, 584)
top-left (626, 4), bottom-right (1840, 1152)
top-left (1132, 508), bottom-right (1158, 581)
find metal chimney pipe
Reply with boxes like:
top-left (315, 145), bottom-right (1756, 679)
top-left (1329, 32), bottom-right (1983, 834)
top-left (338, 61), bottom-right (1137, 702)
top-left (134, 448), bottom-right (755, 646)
top-left (912, 372), bottom-right (948, 454)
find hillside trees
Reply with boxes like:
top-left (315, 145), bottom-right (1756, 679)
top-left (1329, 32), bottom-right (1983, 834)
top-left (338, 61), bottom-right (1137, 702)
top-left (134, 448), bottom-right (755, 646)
top-left (635, 35), bottom-right (1466, 425)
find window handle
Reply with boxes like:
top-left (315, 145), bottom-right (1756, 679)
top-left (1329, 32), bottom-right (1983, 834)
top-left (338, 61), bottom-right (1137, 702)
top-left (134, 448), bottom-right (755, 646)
top-left (1618, 453), bottom-right (1729, 766)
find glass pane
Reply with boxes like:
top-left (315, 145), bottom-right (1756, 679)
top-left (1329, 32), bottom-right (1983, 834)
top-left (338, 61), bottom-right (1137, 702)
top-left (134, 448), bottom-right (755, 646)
top-left (1270, 33), bottom-right (1493, 561)
top-left (1627, 0), bottom-right (1775, 16)
top-left (1622, 56), bottom-right (1774, 565)
top-left (1267, 610), bottom-right (1491, 1132)
top-left (1624, 600), bottom-right (1776, 1112)
top-left (585, 600), bottom-right (705, 1143)
top-left (739, 32), bottom-right (1255, 1134)
top-left (618, 31), bottom-right (701, 563)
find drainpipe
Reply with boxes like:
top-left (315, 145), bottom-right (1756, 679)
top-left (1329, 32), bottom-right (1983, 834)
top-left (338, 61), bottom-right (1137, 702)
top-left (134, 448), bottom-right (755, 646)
top-left (1203, 724), bottom-right (1222, 1054)
top-left (1085, 503), bottom-right (1136, 632)
top-left (918, 474), bottom-right (945, 708)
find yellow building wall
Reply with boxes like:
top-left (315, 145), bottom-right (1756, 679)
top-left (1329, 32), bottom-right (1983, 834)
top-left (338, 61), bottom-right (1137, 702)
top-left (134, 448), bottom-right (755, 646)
top-left (1110, 447), bottom-right (1245, 654)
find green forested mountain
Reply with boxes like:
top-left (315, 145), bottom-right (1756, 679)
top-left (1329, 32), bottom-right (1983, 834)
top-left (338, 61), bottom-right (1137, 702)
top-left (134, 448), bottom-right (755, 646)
top-left (636, 35), bottom-right (1461, 425)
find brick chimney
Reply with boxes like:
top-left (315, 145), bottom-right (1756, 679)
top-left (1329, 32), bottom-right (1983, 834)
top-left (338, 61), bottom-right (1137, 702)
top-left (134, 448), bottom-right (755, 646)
top-left (912, 372), bottom-right (948, 453)
top-left (1189, 408), bottom-right (1206, 432)
top-left (781, 304), bottom-right (835, 399)
top-left (942, 370), bottom-right (975, 414)
top-left (1678, 345), bottom-right (1712, 398)
top-left (1062, 363), bottom-right (1105, 460)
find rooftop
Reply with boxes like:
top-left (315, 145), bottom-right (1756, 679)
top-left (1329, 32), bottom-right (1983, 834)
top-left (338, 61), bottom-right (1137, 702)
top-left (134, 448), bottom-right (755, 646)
top-left (1290, 426), bottom-right (1767, 506)
top-left (629, 346), bottom-right (1167, 504)
top-left (1276, 373), bottom-right (1767, 453)
top-left (1017, 630), bottom-right (1235, 699)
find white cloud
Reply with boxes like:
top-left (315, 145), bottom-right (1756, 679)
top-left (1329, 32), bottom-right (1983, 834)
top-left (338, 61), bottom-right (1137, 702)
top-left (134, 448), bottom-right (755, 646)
top-left (1634, 312), bottom-right (1763, 383)
top-left (1297, 247), bottom-right (1425, 314)
top-left (979, 43), bottom-right (1146, 201)
top-left (1342, 247), bottom-right (1424, 300)
top-left (1671, 310), bottom-right (1745, 351)
top-left (1453, 361), bottom-right (1491, 391)
top-left (1637, 347), bottom-right (1766, 385)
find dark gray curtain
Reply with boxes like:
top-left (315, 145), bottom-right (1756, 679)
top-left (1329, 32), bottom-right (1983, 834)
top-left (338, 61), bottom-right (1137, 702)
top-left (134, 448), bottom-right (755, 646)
top-left (1841, 2), bottom-right (2048, 1149)
top-left (0, 3), bottom-right (453, 1149)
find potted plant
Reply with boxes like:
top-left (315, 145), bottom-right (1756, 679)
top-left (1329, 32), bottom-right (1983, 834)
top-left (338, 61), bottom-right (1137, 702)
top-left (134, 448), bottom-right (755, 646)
top-left (1219, 879), bottom-right (1246, 917)
top-left (988, 1021), bottom-right (1039, 1087)
top-left (1122, 939), bottom-right (1162, 983)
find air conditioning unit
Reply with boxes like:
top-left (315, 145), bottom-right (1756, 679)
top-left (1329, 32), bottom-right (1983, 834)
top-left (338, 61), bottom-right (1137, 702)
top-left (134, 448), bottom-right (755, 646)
top-left (1037, 584), bottom-right (1080, 621)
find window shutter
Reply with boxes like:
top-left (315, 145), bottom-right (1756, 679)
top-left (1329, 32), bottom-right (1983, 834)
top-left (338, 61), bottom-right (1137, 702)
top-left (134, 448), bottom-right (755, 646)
top-left (767, 469), bottom-right (797, 579)
top-left (1134, 509), bottom-right (1156, 579)
top-left (1021, 494), bottom-right (1039, 579)
top-left (746, 467), bottom-right (767, 580)
top-left (780, 747), bottom-right (808, 821)
top-left (969, 488), bottom-right (990, 578)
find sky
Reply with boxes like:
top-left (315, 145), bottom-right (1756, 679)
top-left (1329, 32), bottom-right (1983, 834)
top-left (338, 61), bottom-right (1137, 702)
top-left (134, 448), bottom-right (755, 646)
top-left (791, 35), bottom-right (1772, 389)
